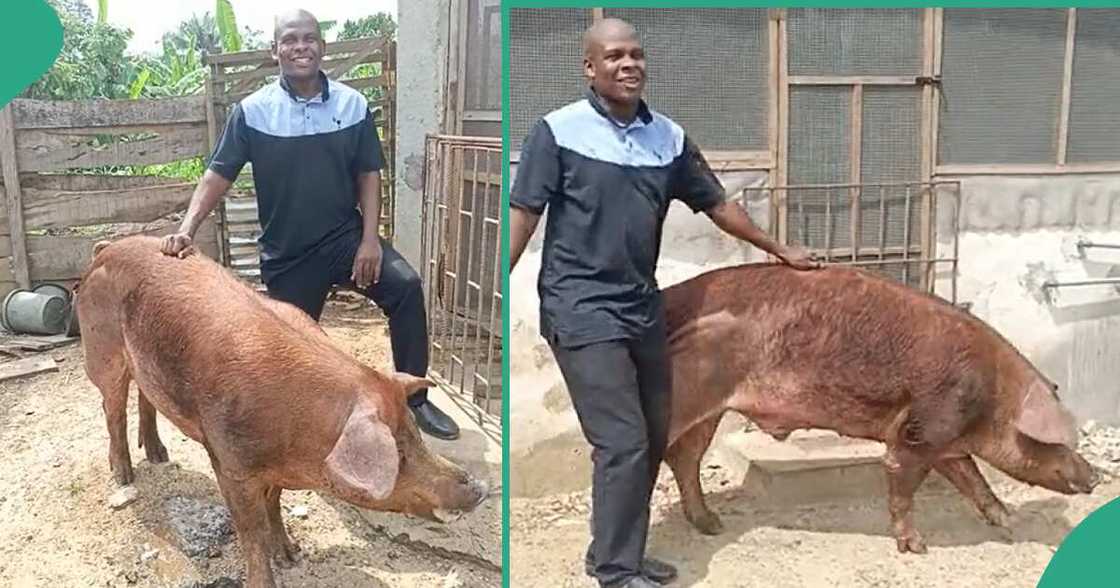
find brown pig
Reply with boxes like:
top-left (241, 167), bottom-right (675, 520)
top-left (661, 263), bottom-right (1098, 553)
top-left (76, 236), bottom-right (488, 587)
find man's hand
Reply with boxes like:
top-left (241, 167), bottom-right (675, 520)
top-left (352, 238), bottom-right (383, 289)
top-left (776, 245), bottom-right (820, 271)
top-left (160, 232), bottom-right (194, 259)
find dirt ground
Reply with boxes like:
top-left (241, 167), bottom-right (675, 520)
top-left (0, 298), bottom-right (500, 588)
top-left (511, 429), bottom-right (1120, 588)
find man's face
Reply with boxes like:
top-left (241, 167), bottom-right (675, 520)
top-left (272, 18), bottom-right (324, 81)
top-left (584, 30), bottom-right (646, 105)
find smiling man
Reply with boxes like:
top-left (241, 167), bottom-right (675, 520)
top-left (161, 9), bottom-right (461, 441)
top-left (510, 18), bottom-right (817, 588)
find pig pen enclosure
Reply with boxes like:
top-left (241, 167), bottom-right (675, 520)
top-left (510, 7), bottom-right (1120, 587)
top-left (0, 36), bottom-right (499, 588)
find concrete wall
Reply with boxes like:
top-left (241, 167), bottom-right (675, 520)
top-left (933, 174), bottom-right (1120, 426)
top-left (394, 0), bottom-right (451, 268)
top-left (511, 170), bottom-right (1120, 497)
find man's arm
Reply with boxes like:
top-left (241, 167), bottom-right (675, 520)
top-left (160, 169), bottom-right (233, 257)
top-left (510, 206), bottom-right (541, 271)
top-left (706, 200), bottom-right (817, 270)
top-left (352, 171), bottom-right (383, 288)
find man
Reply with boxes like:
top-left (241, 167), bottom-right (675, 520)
top-left (510, 18), bottom-right (818, 588)
top-left (160, 9), bottom-right (460, 441)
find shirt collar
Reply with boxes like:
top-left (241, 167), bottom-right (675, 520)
top-left (585, 87), bottom-right (652, 129)
top-left (280, 70), bottom-right (330, 103)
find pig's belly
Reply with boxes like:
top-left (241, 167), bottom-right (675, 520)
top-left (123, 347), bottom-right (206, 443)
top-left (730, 376), bottom-right (899, 442)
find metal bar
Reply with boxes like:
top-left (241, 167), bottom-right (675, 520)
top-left (824, 188), bottom-right (832, 262)
top-left (1042, 278), bottom-right (1120, 289)
top-left (878, 185), bottom-right (887, 263)
top-left (459, 150), bottom-right (481, 406)
top-left (829, 257), bottom-right (959, 268)
top-left (479, 150), bottom-right (497, 416)
top-left (902, 185), bottom-right (912, 284)
top-left (1077, 239), bottom-right (1120, 251)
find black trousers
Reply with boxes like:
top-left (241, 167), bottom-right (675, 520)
top-left (263, 231), bottom-right (431, 408)
top-left (550, 317), bottom-right (672, 587)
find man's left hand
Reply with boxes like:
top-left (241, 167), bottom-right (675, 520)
top-left (352, 239), bottom-right (383, 289)
top-left (777, 245), bottom-right (820, 271)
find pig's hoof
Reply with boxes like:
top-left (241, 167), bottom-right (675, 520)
top-left (689, 511), bottom-right (724, 535)
top-left (274, 544), bottom-right (303, 568)
top-left (145, 444), bottom-right (169, 464)
top-left (895, 533), bottom-right (927, 554)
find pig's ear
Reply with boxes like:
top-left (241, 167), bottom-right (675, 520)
top-left (324, 408), bottom-right (399, 500)
top-left (1016, 381), bottom-right (1078, 449)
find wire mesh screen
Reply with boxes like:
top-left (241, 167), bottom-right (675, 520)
top-left (789, 86), bottom-right (850, 249)
top-left (604, 8), bottom-right (769, 150)
top-left (465, 0), bottom-right (502, 111)
top-left (421, 135), bottom-right (503, 428)
top-left (1067, 9), bottom-right (1120, 163)
top-left (789, 9), bottom-right (922, 76)
top-left (862, 87), bottom-right (922, 250)
top-left (939, 9), bottom-right (1067, 165)
top-left (509, 8), bottom-right (591, 152)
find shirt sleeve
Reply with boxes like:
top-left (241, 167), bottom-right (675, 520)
top-left (353, 108), bottom-right (385, 175)
top-left (509, 119), bottom-right (562, 215)
top-left (672, 135), bottom-right (727, 213)
top-left (207, 103), bottom-right (251, 182)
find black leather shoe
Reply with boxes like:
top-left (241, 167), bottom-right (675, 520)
top-left (410, 401), bottom-right (461, 440)
top-left (613, 575), bottom-right (663, 588)
top-left (587, 558), bottom-right (677, 585)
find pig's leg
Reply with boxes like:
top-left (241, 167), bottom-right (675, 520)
top-left (90, 364), bottom-right (133, 486)
top-left (265, 485), bottom-right (301, 567)
top-left (137, 391), bottom-right (169, 464)
top-left (665, 415), bottom-right (724, 534)
top-left (883, 443), bottom-right (933, 554)
top-left (213, 470), bottom-right (276, 588)
top-left (934, 455), bottom-right (1010, 528)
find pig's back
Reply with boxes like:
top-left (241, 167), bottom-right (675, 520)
top-left (662, 264), bottom-right (988, 439)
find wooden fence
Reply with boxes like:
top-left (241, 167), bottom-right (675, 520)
top-left (0, 36), bottom-right (396, 297)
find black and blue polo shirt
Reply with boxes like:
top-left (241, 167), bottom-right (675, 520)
top-left (511, 89), bottom-right (727, 348)
top-left (207, 71), bottom-right (384, 280)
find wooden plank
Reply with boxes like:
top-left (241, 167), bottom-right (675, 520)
top-left (22, 182), bottom-right (195, 230)
top-left (326, 42), bottom-right (388, 82)
top-left (207, 37), bottom-right (390, 67)
top-left (707, 150), bottom-right (774, 172)
top-left (0, 334), bottom-right (78, 352)
top-left (21, 173), bottom-right (173, 192)
top-left (935, 163), bottom-right (1120, 176)
top-left (789, 75), bottom-right (918, 86)
top-left (777, 13), bottom-right (790, 244)
top-left (10, 97), bottom-right (206, 130)
top-left (15, 123), bottom-right (208, 172)
top-left (221, 76), bottom-right (389, 106)
top-left (0, 356), bottom-right (57, 382)
top-left (768, 11), bottom-right (780, 236)
top-left (920, 8), bottom-right (935, 292)
top-left (1057, 8), bottom-right (1076, 166)
top-left (931, 8), bottom-right (944, 170)
top-left (0, 105), bottom-right (30, 288)
top-left (849, 84), bottom-right (863, 262)
top-left (26, 217), bottom-right (218, 281)
top-left (463, 110), bottom-right (502, 122)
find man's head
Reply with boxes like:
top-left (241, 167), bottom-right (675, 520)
top-left (582, 18), bottom-right (645, 107)
top-left (272, 9), bottom-right (325, 82)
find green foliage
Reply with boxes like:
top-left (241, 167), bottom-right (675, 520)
top-left (337, 13), bottom-right (396, 41)
top-left (22, 0), bottom-right (135, 100)
top-left (215, 0), bottom-right (242, 53)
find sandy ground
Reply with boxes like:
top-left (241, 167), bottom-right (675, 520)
top-left (0, 298), bottom-right (500, 588)
top-left (511, 428), bottom-right (1120, 588)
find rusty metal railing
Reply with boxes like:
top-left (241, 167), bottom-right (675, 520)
top-left (420, 134), bottom-right (503, 436)
top-left (744, 181), bottom-right (962, 303)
